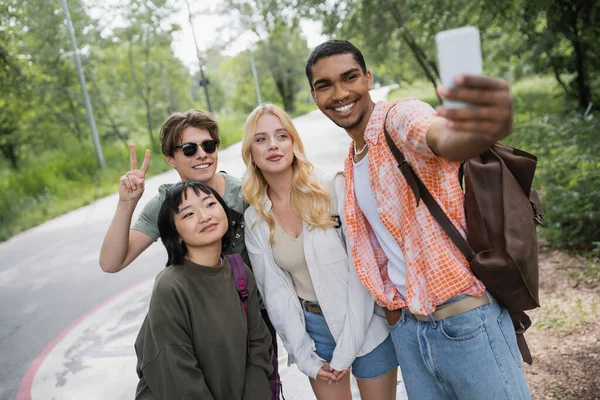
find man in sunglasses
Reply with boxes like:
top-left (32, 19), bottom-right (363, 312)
top-left (99, 110), bottom-right (278, 353)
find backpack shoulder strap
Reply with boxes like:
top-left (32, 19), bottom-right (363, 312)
top-left (226, 254), bottom-right (249, 313)
top-left (226, 253), bottom-right (251, 353)
top-left (382, 109), bottom-right (475, 262)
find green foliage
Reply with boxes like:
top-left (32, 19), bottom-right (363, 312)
top-left (387, 81), bottom-right (438, 107)
top-left (505, 76), bottom-right (599, 250)
top-left (224, 0), bottom-right (310, 112)
top-left (0, 124), bottom-right (245, 241)
top-left (0, 0), bottom-right (321, 242)
top-left (0, 139), bottom-right (167, 241)
top-left (300, 0), bottom-right (599, 111)
top-left (217, 113), bottom-right (248, 149)
top-left (507, 114), bottom-right (600, 250)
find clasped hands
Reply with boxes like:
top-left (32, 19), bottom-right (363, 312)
top-left (317, 362), bottom-right (351, 385)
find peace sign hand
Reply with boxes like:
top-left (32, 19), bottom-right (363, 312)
top-left (119, 144), bottom-right (151, 202)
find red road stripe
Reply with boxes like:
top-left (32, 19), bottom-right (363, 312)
top-left (16, 277), bottom-right (153, 400)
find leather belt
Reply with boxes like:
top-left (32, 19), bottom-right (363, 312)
top-left (384, 295), bottom-right (490, 326)
top-left (299, 298), bottom-right (322, 315)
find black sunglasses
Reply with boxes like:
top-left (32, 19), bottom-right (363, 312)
top-left (176, 140), bottom-right (219, 156)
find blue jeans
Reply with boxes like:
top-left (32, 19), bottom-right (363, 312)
top-left (388, 294), bottom-right (532, 399)
top-left (303, 308), bottom-right (398, 379)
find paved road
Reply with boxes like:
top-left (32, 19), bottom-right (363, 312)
top-left (0, 88), bottom-right (406, 400)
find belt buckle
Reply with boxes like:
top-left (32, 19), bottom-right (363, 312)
top-left (302, 299), bottom-right (320, 313)
top-left (407, 309), bottom-right (429, 322)
top-left (304, 302), bottom-right (314, 312)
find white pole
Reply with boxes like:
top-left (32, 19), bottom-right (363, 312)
top-left (60, 0), bottom-right (105, 170)
top-left (248, 49), bottom-right (262, 105)
top-left (186, 0), bottom-right (213, 114)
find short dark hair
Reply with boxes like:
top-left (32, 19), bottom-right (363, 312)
top-left (159, 110), bottom-right (220, 157)
top-left (305, 40), bottom-right (367, 90)
top-left (158, 181), bottom-right (233, 266)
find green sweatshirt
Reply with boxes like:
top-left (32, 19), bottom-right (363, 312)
top-left (134, 257), bottom-right (273, 400)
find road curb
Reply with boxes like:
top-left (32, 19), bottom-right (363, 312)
top-left (16, 277), bottom-right (153, 400)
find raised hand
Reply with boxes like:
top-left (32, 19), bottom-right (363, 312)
top-left (436, 75), bottom-right (513, 143)
top-left (119, 144), bottom-right (151, 202)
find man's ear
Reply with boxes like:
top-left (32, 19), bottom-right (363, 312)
top-left (166, 156), bottom-right (176, 169)
top-left (311, 89), bottom-right (316, 103)
top-left (366, 70), bottom-right (373, 89)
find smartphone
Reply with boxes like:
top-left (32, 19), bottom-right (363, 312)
top-left (436, 26), bottom-right (482, 109)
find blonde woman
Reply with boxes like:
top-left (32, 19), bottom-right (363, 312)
top-left (242, 103), bottom-right (398, 400)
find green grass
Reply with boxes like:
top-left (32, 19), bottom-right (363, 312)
top-left (534, 298), bottom-right (598, 331)
top-left (0, 140), bottom-right (168, 241)
top-left (387, 80), bottom-right (440, 107)
top-left (218, 113), bottom-right (248, 148)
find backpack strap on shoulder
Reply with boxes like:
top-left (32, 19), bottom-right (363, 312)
top-left (226, 253), bottom-right (250, 352)
top-left (227, 254), bottom-right (249, 313)
top-left (382, 108), bottom-right (476, 263)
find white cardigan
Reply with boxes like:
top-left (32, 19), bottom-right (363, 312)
top-left (244, 172), bottom-right (389, 379)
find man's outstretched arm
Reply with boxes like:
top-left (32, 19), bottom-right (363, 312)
top-left (99, 145), bottom-right (153, 273)
top-left (99, 206), bottom-right (154, 273)
top-left (427, 75), bottom-right (513, 162)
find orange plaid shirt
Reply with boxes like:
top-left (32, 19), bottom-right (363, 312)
top-left (344, 100), bottom-right (485, 314)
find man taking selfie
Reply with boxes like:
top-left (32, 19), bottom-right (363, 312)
top-left (306, 39), bottom-right (531, 399)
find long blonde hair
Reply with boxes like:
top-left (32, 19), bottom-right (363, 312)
top-left (242, 103), bottom-right (334, 243)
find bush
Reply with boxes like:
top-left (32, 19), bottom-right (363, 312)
top-left (0, 119), bottom-right (252, 242)
top-left (0, 140), bottom-right (168, 241)
top-left (506, 112), bottom-right (600, 250)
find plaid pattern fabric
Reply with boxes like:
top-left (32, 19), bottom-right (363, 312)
top-left (344, 100), bottom-right (485, 314)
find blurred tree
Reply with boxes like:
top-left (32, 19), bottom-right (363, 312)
top-left (255, 26), bottom-right (309, 112)
top-left (219, 51), bottom-right (283, 112)
top-left (0, 0), bottom-right (95, 168)
top-left (516, 0), bottom-right (599, 109)
top-left (299, 0), bottom-right (598, 110)
top-left (225, 0), bottom-right (309, 112)
top-left (119, 0), bottom-right (173, 151)
top-left (0, 0), bottom-right (24, 169)
top-left (191, 48), bottom-right (228, 113)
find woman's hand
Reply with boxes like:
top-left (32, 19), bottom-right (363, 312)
top-left (317, 362), bottom-right (351, 384)
top-left (330, 367), bottom-right (351, 384)
top-left (316, 362), bottom-right (338, 383)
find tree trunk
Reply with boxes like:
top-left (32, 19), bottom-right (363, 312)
top-left (283, 90), bottom-right (295, 113)
top-left (569, 23), bottom-right (591, 109)
top-left (386, 0), bottom-right (443, 104)
top-left (266, 53), bottom-right (295, 112)
top-left (0, 143), bottom-right (18, 169)
top-left (273, 75), bottom-right (288, 110)
top-left (144, 97), bottom-right (156, 151)
top-left (91, 80), bottom-right (130, 149)
top-left (128, 40), bottom-right (157, 152)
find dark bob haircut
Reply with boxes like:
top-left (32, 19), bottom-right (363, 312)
top-left (158, 181), bottom-right (233, 266)
top-left (305, 40), bottom-right (367, 90)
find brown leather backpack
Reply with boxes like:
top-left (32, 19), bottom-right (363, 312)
top-left (384, 117), bottom-right (543, 365)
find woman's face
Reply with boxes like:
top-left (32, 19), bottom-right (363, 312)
top-left (250, 112), bottom-right (295, 176)
top-left (174, 188), bottom-right (228, 249)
